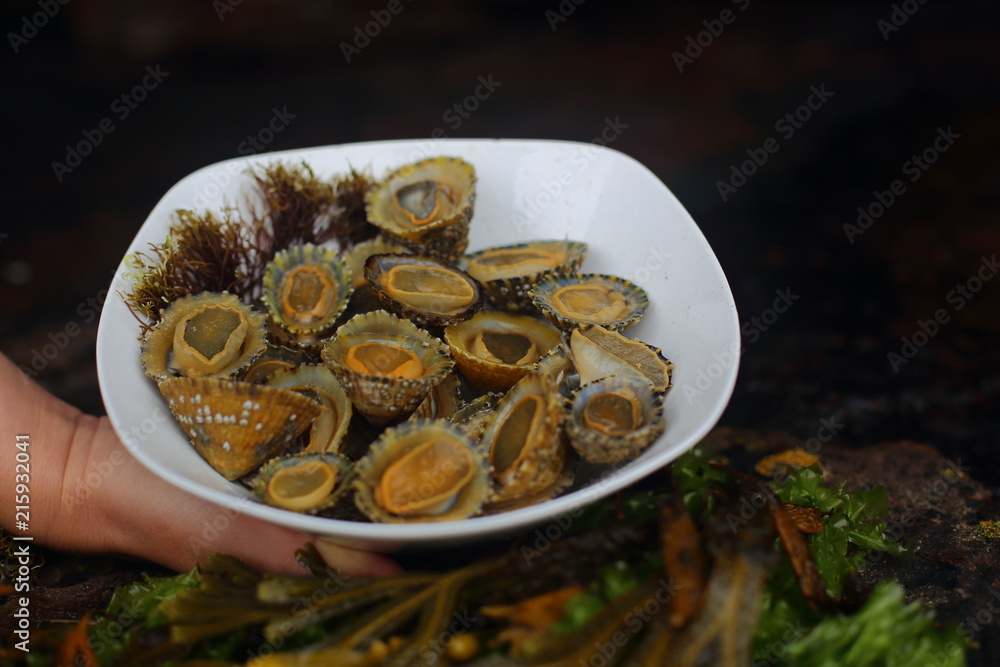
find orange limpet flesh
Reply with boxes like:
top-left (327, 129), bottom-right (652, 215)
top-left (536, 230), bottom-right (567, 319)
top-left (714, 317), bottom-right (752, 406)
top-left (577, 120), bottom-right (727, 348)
top-left (550, 284), bottom-right (629, 323)
top-left (343, 341), bottom-right (425, 379)
top-left (383, 265), bottom-right (476, 315)
top-left (583, 391), bottom-right (640, 437)
top-left (278, 266), bottom-right (338, 326)
top-left (267, 460), bottom-right (338, 511)
top-left (375, 438), bottom-right (474, 515)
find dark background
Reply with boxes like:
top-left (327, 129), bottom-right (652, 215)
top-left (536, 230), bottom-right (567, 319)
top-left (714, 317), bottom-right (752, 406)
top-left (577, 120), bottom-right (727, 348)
top-left (1, 0), bottom-right (998, 657)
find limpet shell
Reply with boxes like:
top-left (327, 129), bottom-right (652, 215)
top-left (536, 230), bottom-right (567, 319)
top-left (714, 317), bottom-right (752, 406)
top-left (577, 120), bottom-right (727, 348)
top-left (565, 376), bottom-right (666, 465)
top-left (321, 310), bottom-right (454, 426)
top-left (158, 377), bottom-right (320, 480)
top-left (261, 244), bottom-right (354, 344)
top-left (353, 419), bottom-right (490, 523)
top-left (567, 326), bottom-right (673, 392)
top-left (140, 291), bottom-right (268, 382)
top-left (444, 312), bottom-right (562, 394)
top-left (529, 273), bottom-right (649, 332)
top-left (264, 364), bottom-right (353, 454)
top-left (463, 240), bottom-right (587, 312)
top-left (365, 254), bottom-right (484, 329)
top-left (480, 371), bottom-right (567, 506)
top-left (364, 156), bottom-right (476, 262)
top-left (250, 452), bottom-right (354, 513)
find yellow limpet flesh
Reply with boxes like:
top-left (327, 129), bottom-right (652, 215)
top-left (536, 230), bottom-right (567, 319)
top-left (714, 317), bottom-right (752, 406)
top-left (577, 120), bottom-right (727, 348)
top-left (343, 341), bottom-right (425, 379)
top-left (375, 438), bottom-right (475, 516)
top-left (470, 330), bottom-right (538, 366)
top-left (171, 305), bottom-right (250, 377)
top-left (550, 284), bottom-right (629, 323)
top-left (583, 391), bottom-right (640, 437)
top-left (278, 265), bottom-right (339, 326)
top-left (491, 394), bottom-right (545, 474)
top-left (382, 265), bottom-right (476, 315)
top-left (266, 460), bottom-right (338, 512)
top-left (569, 327), bottom-right (672, 391)
top-left (467, 248), bottom-right (566, 282)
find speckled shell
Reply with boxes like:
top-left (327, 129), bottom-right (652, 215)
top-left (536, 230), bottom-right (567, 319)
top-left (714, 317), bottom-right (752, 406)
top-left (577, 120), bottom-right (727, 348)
top-left (320, 310), bottom-right (454, 426)
top-left (353, 419), bottom-right (490, 523)
top-left (158, 377), bottom-right (320, 480)
top-left (249, 452), bottom-right (355, 513)
top-left (261, 244), bottom-right (354, 345)
top-left (565, 376), bottom-right (666, 465)
top-left (463, 240), bottom-right (587, 312)
top-left (567, 326), bottom-right (673, 392)
top-left (480, 371), bottom-right (567, 507)
top-left (364, 157), bottom-right (476, 262)
top-left (365, 254), bottom-right (484, 329)
top-left (529, 273), bottom-right (649, 332)
top-left (408, 371), bottom-right (463, 422)
top-left (444, 312), bottom-right (562, 394)
top-left (264, 364), bottom-right (353, 454)
top-left (140, 292), bottom-right (268, 382)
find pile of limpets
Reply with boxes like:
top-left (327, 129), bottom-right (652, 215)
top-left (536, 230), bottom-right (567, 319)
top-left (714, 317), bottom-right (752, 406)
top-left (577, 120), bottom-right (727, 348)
top-left (137, 156), bottom-right (673, 523)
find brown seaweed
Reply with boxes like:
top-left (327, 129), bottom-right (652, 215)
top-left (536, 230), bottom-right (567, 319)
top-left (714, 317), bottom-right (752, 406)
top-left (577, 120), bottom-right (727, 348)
top-left (250, 162), bottom-right (338, 253)
top-left (122, 210), bottom-right (257, 333)
top-left (330, 168), bottom-right (379, 247)
top-left (123, 163), bottom-right (377, 335)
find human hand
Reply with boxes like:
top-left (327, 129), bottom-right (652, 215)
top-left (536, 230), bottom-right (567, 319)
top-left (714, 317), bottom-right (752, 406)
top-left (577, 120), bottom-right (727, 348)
top-left (0, 353), bottom-right (400, 577)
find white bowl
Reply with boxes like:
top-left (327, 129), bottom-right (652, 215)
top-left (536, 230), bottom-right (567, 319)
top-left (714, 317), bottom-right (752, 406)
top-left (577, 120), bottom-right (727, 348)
top-left (96, 138), bottom-right (739, 551)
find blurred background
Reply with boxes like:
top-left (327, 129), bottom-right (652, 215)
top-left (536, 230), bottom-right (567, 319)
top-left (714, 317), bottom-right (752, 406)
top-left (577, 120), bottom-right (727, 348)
top-left (1, 0), bottom-right (998, 652)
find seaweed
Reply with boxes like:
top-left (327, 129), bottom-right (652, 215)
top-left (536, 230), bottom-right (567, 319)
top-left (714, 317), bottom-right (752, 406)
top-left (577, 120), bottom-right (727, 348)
top-left (330, 167), bottom-right (379, 247)
top-left (249, 162), bottom-right (338, 255)
top-left (122, 210), bottom-right (257, 333)
top-left (8, 463), bottom-right (967, 666)
top-left (122, 162), bottom-right (377, 335)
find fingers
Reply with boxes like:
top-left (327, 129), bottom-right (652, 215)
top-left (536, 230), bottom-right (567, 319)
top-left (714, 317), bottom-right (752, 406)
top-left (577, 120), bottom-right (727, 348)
top-left (98, 427), bottom-right (401, 577)
top-left (314, 539), bottom-right (403, 578)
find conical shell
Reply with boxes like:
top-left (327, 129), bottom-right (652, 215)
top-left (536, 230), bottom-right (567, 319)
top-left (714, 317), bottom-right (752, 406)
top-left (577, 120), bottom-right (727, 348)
top-left (565, 376), bottom-right (665, 464)
top-left (365, 253), bottom-right (484, 329)
top-left (158, 377), bottom-right (320, 480)
top-left (482, 466), bottom-right (576, 514)
top-left (249, 452), bottom-right (355, 513)
top-left (353, 419), bottom-right (490, 523)
top-left (344, 236), bottom-right (412, 290)
top-left (463, 240), bottom-right (587, 312)
top-left (567, 326), bottom-right (673, 392)
top-left (444, 311), bottom-right (562, 394)
top-left (408, 371), bottom-right (463, 422)
top-left (140, 292), bottom-right (268, 382)
top-left (529, 273), bottom-right (649, 332)
top-left (264, 364), bottom-right (353, 454)
top-left (261, 244), bottom-right (354, 345)
top-left (480, 371), bottom-right (567, 506)
top-left (364, 157), bottom-right (476, 262)
top-left (320, 310), bottom-right (454, 426)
